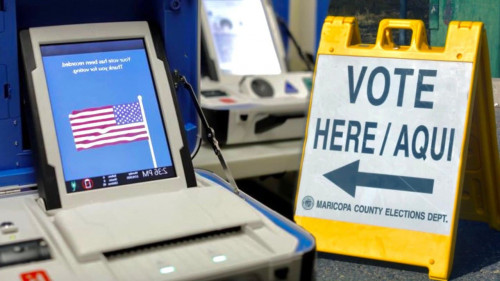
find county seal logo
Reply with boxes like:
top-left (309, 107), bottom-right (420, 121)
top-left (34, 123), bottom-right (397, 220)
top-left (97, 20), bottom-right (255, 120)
top-left (302, 196), bottom-right (314, 210)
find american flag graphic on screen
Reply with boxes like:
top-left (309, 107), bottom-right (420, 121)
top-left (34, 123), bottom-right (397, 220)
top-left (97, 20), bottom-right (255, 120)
top-left (69, 101), bottom-right (149, 151)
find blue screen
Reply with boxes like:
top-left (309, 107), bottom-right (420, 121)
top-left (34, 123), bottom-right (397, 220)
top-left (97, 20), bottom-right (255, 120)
top-left (41, 39), bottom-right (176, 193)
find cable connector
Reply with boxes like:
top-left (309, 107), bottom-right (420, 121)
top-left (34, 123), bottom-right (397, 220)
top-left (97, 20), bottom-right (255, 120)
top-left (172, 70), bottom-right (184, 89)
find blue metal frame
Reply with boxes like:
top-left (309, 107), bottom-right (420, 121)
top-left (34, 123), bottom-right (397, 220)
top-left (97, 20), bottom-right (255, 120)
top-left (271, 0), bottom-right (290, 50)
top-left (272, 0), bottom-right (329, 59)
top-left (156, 0), bottom-right (199, 154)
top-left (0, 0), bottom-right (199, 187)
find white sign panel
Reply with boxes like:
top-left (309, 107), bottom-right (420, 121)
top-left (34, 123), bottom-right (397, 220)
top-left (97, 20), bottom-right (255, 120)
top-left (297, 55), bottom-right (473, 235)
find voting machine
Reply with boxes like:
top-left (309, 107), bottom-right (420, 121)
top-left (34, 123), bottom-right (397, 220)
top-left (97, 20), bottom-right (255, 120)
top-left (199, 0), bottom-right (312, 145)
top-left (0, 19), bottom-right (315, 281)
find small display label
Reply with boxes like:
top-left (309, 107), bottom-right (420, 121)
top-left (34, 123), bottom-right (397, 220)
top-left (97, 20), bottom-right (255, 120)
top-left (66, 166), bottom-right (175, 193)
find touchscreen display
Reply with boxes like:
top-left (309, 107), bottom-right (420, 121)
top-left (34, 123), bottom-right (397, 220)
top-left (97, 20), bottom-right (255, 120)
top-left (203, 0), bottom-right (282, 75)
top-left (41, 39), bottom-right (176, 193)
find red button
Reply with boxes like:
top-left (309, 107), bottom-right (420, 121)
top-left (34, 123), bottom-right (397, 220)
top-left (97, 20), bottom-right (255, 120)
top-left (20, 270), bottom-right (51, 281)
top-left (219, 98), bottom-right (236, 104)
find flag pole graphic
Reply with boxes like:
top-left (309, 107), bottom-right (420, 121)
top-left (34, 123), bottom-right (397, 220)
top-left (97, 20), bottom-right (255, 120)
top-left (137, 95), bottom-right (157, 168)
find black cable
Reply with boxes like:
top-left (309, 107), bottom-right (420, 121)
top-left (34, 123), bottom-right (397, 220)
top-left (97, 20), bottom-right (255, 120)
top-left (276, 16), bottom-right (314, 71)
top-left (174, 71), bottom-right (240, 195)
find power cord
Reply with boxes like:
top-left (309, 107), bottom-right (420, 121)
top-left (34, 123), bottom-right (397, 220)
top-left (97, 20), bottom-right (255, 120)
top-left (276, 16), bottom-right (314, 71)
top-left (173, 71), bottom-right (240, 195)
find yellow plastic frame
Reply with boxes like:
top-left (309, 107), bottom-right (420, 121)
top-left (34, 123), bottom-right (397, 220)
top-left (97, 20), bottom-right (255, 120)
top-left (295, 17), bottom-right (499, 280)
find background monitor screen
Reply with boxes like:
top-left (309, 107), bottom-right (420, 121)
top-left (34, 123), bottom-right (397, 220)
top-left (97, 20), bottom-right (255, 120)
top-left (41, 39), bottom-right (176, 194)
top-left (203, 0), bottom-right (282, 75)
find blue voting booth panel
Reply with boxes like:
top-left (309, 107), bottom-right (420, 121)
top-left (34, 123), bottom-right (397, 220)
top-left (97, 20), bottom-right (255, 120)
top-left (0, 0), bottom-right (199, 188)
top-left (0, 0), bottom-right (32, 187)
top-left (271, 0), bottom-right (329, 52)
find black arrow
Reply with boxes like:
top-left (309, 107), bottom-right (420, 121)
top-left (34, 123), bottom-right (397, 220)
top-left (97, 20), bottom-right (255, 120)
top-left (323, 160), bottom-right (434, 197)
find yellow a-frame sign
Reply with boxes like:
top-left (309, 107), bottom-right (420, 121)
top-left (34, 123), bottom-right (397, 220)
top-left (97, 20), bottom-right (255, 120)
top-left (295, 17), bottom-right (499, 280)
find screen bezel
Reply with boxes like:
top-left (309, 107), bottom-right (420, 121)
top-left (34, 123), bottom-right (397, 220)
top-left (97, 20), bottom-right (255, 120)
top-left (25, 22), bottom-right (189, 210)
top-left (200, 0), bottom-right (287, 84)
top-left (40, 39), bottom-right (178, 193)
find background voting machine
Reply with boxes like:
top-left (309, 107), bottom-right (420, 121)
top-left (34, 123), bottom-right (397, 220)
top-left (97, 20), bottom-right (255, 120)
top-left (199, 0), bottom-right (313, 145)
